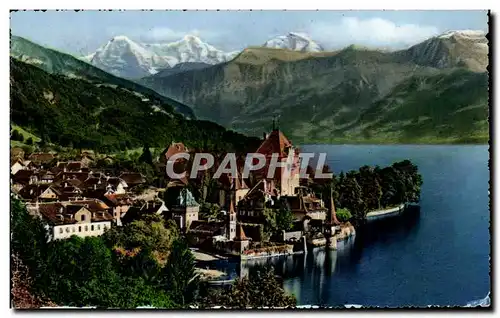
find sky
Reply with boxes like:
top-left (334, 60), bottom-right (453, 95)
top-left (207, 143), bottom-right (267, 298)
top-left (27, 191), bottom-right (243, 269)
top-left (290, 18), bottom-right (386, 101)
top-left (10, 10), bottom-right (489, 56)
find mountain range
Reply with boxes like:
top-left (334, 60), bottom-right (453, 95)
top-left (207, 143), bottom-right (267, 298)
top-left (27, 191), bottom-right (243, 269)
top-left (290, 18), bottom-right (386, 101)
top-left (139, 30), bottom-right (489, 144)
top-left (83, 35), bottom-right (238, 78)
top-left (10, 30), bottom-right (490, 145)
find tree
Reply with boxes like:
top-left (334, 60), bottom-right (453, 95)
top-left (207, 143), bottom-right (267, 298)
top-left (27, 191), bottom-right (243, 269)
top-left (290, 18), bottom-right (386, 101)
top-left (335, 208), bottom-right (352, 222)
top-left (11, 253), bottom-right (56, 308)
top-left (200, 266), bottom-right (296, 308)
top-left (10, 198), bottom-right (50, 287)
top-left (200, 202), bottom-right (222, 221)
top-left (11, 129), bottom-right (24, 142)
top-left (275, 199), bottom-right (294, 232)
top-left (160, 239), bottom-right (199, 306)
top-left (139, 145), bottom-right (153, 165)
top-left (356, 165), bottom-right (383, 211)
top-left (103, 218), bottom-right (180, 266)
top-left (338, 173), bottom-right (365, 226)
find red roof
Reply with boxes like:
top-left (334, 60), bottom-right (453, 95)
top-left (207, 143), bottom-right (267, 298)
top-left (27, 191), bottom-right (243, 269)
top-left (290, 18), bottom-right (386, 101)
top-left (119, 173), bottom-right (146, 186)
top-left (37, 201), bottom-right (113, 225)
top-left (28, 153), bottom-right (55, 164)
top-left (164, 142), bottom-right (189, 161)
top-left (104, 193), bottom-right (133, 206)
top-left (256, 129), bottom-right (292, 159)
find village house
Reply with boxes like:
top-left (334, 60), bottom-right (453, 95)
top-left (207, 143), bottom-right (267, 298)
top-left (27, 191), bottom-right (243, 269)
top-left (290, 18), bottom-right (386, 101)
top-left (78, 153), bottom-right (94, 168)
top-left (105, 176), bottom-right (128, 194)
top-left (102, 193), bottom-right (134, 225)
top-left (217, 170), bottom-right (250, 211)
top-left (37, 170), bottom-right (56, 184)
top-left (23, 160), bottom-right (37, 171)
top-left (119, 172), bottom-right (146, 190)
top-left (236, 179), bottom-right (278, 224)
top-left (12, 170), bottom-right (35, 188)
top-left (55, 171), bottom-right (90, 183)
top-left (18, 184), bottom-right (61, 202)
top-left (120, 198), bottom-right (169, 225)
top-left (28, 153), bottom-right (56, 165)
top-left (10, 147), bottom-right (25, 160)
top-left (32, 200), bottom-right (113, 240)
top-left (11, 158), bottom-right (25, 175)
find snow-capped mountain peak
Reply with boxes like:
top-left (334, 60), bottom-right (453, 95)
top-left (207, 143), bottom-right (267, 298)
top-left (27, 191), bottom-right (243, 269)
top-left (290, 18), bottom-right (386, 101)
top-left (438, 30), bottom-right (487, 40)
top-left (87, 35), bottom-right (167, 78)
top-left (142, 35), bottom-right (236, 67)
top-left (84, 34), bottom-right (237, 79)
top-left (263, 32), bottom-right (324, 52)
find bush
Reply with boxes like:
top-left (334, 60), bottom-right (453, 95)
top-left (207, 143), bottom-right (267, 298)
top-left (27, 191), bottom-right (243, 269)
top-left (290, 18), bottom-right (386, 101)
top-left (336, 208), bottom-right (352, 222)
top-left (11, 129), bottom-right (24, 142)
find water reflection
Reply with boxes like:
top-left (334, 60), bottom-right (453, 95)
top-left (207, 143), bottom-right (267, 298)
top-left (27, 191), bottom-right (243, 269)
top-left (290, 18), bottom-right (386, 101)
top-left (206, 208), bottom-right (423, 305)
top-left (239, 208), bottom-right (421, 305)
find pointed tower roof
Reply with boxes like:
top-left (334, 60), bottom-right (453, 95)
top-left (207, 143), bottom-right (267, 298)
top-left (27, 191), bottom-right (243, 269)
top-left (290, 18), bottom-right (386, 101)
top-left (330, 187), bottom-right (340, 225)
top-left (236, 224), bottom-right (249, 241)
top-left (255, 129), bottom-right (292, 159)
top-left (229, 177), bottom-right (236, 214)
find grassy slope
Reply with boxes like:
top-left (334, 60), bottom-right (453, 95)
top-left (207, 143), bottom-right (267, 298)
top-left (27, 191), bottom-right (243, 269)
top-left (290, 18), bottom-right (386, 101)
top-left (10, 58), bottom-right (260, 153)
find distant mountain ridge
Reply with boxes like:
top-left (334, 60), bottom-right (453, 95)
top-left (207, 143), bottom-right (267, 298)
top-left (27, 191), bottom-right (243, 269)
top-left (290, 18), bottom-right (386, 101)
top-left (140, 30), bottom-right (489, 144)
top-left (10, 35), bottom-right (195, 118)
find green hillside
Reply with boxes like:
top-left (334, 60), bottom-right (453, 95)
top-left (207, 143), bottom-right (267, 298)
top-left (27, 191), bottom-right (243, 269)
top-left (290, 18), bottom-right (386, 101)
top-left (10, 35), bottom-right (195, 118)
top-left (10, 58), bottom-right (260, 153)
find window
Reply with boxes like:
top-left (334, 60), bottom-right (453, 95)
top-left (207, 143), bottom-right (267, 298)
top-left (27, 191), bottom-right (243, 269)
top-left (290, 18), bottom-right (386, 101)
top-left (59, 228), bottom-right (63, 234)
top-left (72, 227), bottom-right (75, 233)
top-left (66, 227), bottom-right (70, 233)
top-left (78, 226), bottom-right (82, 232)
top-left (91, 225), bottom-right (94, 231)
top-left (85, 225), bottom-right (88, 232)
top-left (81, 215), bottom-right (86, 221)
top-left (98, 225), bottom-right (101, 230)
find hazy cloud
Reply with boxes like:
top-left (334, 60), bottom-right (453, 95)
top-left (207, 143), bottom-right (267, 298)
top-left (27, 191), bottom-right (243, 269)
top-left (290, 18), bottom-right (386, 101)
top-left (139, 27), bottom-right (224, 43)
top-left (310, 17), bottom-right (440, 49)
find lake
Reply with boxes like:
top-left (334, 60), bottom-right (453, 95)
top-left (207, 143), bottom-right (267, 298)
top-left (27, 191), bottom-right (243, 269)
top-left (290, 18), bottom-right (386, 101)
top-left (211, 145), bottom-right (491, 307)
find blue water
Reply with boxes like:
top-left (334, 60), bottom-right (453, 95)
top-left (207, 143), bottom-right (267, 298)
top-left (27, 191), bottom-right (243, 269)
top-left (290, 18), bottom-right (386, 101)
top-left (212, 145), bottom-right (491, 307)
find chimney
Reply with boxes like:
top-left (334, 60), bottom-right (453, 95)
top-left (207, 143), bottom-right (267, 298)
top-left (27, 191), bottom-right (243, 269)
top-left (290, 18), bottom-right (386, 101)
top-left (64, 182), bottom-right (68, 188)
top-left (146, 201), bottom-right (149, 209)
top-left (94, 184), bottom-right (97, 190)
